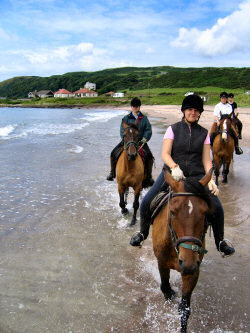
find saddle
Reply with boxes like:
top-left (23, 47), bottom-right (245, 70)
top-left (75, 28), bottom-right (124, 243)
top-left (150, 190), bottom-right (170, 222)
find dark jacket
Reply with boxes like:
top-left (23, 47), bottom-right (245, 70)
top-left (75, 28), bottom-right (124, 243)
top-left (169, 118), bottom-right (208, 177)
top-left (120, 111), bottom-right (152, 141)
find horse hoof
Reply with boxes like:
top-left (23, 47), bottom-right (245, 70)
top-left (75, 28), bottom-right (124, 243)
top-left (129, 217), bottom-right (137, 226)
top-left (222, 179), bottom-right (227, 183)
top-left (163, 288), bottom-right (176, 300)
top-left (122, 208), bottom-right (129, 215)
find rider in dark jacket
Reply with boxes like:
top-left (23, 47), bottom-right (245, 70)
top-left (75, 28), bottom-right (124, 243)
top-left (106, 97), bottom-right (154, 187)
top-left (130, 94), bottom-right (235, 257)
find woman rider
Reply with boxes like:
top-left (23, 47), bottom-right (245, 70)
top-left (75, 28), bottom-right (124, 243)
top-left (130, 94), bottom-right (235, 257)
top-left (106, 97), bottom-right (154, 187)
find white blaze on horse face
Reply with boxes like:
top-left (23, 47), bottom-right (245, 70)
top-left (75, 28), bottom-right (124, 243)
top-left (222, 121), bottom-right (227, 140)
top-left (188, 199), bottom-right (193, 215)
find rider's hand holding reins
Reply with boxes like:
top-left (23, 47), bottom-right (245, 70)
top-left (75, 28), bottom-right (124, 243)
top-left (208, 179), bottom-right (219, 196)
top-left (171, 165), bottom-right (185, 181)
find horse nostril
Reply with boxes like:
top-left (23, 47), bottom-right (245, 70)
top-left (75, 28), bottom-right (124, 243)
top-left (178, 259), bottom-right (183, 267)
top-left (197, 261), bottom-right (200, 267)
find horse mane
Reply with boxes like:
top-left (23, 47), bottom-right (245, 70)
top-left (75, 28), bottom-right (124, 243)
top-left (220, 114), bottom-right (231, 120)
top-left (127, 123), bottom-right (138, 130)
top-left (184, 177), bottom-right (214, 212)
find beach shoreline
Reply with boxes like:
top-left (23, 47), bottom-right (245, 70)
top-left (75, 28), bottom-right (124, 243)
top-left (116, 104), bottom-right (250, 148)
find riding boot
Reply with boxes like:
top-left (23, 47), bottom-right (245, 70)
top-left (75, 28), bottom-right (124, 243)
top-left (145, 158), bottom-right (155, 187)
top-left (130, 218), bottom-right (150, 246)
top-left (208, 208), bottom-right (235, 257)
top-left (234, 138), bottom-right (243, 155)
top-left (106, 156), bottom-right (116, 181)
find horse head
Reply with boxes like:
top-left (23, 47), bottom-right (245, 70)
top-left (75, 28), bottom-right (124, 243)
top-left (122, 120), bottom-right (139, 161)
top-left (164, 169), bottom-right (213, 275)
top-left (219, 112), bottom-right (233, 141)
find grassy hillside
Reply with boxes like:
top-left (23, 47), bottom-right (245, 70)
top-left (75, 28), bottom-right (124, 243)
top-left (0, 66), bottom-right (250, 98)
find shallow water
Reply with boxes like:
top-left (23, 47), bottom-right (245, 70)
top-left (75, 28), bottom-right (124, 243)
top-left (0, 108), bottom-right (249, 333)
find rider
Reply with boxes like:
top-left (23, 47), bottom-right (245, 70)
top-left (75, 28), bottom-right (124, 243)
top-left (130, 94), bottom-right (235, 257)
top-left (106, 97), bottom-right (155, 187)
top-left (228, 93), bottom-right (243, 139)
top-left (210, 92), bottom-right (243, 155)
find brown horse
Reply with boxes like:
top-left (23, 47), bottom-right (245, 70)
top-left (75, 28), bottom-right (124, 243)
top-left (116, 121), bottom-right (145, 225)
top-left (152, 168), bottom-right (213, 333)
top-left (212, 113), bottom-right (235, 185)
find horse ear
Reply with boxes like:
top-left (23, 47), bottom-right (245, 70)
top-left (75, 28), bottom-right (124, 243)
top-left (122, 120), bottom-right (128, 129)
top-left (164, 169), bottom-right (179, 192)
top-left (199, 168), bottom-right (213, 187)
top-left (229, 111), bottom-right (233, 119)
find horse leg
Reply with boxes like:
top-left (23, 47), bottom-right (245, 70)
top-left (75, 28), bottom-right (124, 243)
top-left (158, 260), bottom-right (175, 299)
top-left (118, 185), bottom-right (129, 215)
top-left (130, 193), bottom-right (140, 226)
top-left (179, 271), bottom-right (199, 333)
top-left (213, 155), bottom-right (220, 186)
top-left (222, 160), bottom-right (230, 183)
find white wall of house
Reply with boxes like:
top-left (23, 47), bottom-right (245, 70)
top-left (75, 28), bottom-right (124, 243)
top-left (113, 92), bottom-right (124, 98)
top-left (54, 93), bottom-right (73, 98)
top-left (84, 82), bottom-right (96, 90)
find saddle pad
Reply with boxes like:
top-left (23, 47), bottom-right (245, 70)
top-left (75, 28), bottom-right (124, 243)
top-left (150, 191), bottom-right (170, 222)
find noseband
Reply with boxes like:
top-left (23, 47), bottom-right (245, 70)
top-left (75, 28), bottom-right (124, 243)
top-left (167, 191), bottom-right (208, 255)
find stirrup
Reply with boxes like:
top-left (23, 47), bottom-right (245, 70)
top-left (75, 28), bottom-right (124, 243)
top-left (219, 239), bottom-right (235, 258)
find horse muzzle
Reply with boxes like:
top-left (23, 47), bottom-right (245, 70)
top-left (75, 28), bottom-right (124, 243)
top-left (127, 152), bottom-right (137, 161)
top-left (178, 258), bottom-right (200, 275)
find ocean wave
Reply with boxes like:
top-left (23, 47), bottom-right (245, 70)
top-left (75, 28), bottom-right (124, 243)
top-left (80, 110), bottom-right (127, 122)
top-left (67, 144), bottom-right (84, 154)
top-left (24, 122), bottom-right (89, 136)
top-left (0, 124), bottom-right (16, 138)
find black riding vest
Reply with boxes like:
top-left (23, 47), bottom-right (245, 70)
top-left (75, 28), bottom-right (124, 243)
top-left (169, 119), bottom-right (208, 177)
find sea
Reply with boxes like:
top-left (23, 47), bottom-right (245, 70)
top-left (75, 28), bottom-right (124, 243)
top-left (0, 107), bottom-right (249, 333)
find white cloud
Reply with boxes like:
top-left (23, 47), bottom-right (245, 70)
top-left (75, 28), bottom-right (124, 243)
top-left (171, 0), bottom-right (250, 57)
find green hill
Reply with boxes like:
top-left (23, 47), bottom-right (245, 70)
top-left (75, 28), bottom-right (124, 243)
top-left (0, 66), bottom-right (250, 98)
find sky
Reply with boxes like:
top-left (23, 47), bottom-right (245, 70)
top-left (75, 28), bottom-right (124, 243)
top-left (0, 0), bottom-right (250, 82)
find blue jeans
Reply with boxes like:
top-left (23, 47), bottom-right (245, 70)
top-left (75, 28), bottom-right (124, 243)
top-left (139, 168), bottom-right (224, 249)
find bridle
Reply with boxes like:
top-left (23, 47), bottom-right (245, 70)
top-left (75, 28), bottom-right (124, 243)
top-left (167, 191), bottom-right (208, 255)
top-left (123, 126), bottom-right (139, 156)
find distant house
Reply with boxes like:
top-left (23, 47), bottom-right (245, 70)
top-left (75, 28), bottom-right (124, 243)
top-left (28, 90), bottom-right (38, 98)
top-left (38, 90), bottom-right (54, 98)
top-left (106, 91), bottom-right (115, 96)
top-left (113, 92), bottom-right (124, 98)
top-left (245, 91), bottom-right (250, 95)
top-left (84, 82), bottom-right (96, 91)
top-left (74, 88), bottom-right (98, 97)
top-left (184, 91), bottom-right (194, 96)
top-left (54, 89), bottom-right (74, 98)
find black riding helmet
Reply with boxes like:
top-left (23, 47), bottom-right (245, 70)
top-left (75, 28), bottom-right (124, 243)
top-left (131, 97), bottom-right (141, 107)
top-left (228, 93), bottom-right (234, 98)
top-left (181, 94), bottom-right (204, 113)
top-left (220, 91), bottom-right (228, 98)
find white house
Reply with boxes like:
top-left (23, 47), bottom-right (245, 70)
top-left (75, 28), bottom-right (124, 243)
top-left (73, 88), bottom-right (98, 97)
top-left (84, 82), bottom-right (96, 91)
top-left (54, 89), bottom-right (74, 98)
top-left (184, 91), bottom-right (194, 96)
top-left (113, 92), bottom-right (124, 98)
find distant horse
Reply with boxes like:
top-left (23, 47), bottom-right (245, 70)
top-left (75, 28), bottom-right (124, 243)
top-left (152, 168), bottom-right (213, 333)
top-left (116, 121), bottom-right (145, 225)
top-left (212, 113), bottom-right (235, 185)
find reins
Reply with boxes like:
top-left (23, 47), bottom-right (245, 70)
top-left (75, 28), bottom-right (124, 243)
top-left (166, 190), bottom-right (208, 255)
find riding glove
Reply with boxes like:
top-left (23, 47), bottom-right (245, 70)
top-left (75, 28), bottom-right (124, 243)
top-left (171, 165), bottom-right (185, 181)
top-left (208, 179), bottom-right (219, 196)
top-left (141, 137), bottom-right (147, 144)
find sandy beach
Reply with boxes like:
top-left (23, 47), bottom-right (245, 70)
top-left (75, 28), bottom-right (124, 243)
top-left (117, 104), bottom-right (250, 148)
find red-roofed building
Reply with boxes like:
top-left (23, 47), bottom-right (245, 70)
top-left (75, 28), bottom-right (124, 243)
top-left (73, 88), bottom-right (98, 97)
top-left (106, 91), bottom-right (115, 96)
top-left (54, 89), bottom-right (74, 98)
